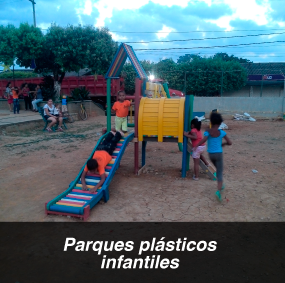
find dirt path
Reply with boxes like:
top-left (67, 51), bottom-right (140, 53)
top-left (0, 117), bottom-right (285, 222)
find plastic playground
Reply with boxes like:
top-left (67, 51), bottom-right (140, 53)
top-left (45, 44), bottom-right (216, 221)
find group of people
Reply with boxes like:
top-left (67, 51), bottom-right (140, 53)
top-left (83, 90), bottom-right (232, 203)
top-left (5, 82), bottom-right (43, 114)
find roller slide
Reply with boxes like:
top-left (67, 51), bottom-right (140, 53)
top-left (45, 132), bottom-right (134, 221)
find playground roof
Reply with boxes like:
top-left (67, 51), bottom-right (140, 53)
top-left (105, 43), bottom-right (148, 80)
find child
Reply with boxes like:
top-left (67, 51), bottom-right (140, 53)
top-left (61, 95), bottom-right (68, 113)
top-left (111, 91), bottom-right (133, 133)
top-left (81, 130), bottom-right (122, 194)
top-left (184, 118), bottom-right (209, 181)
top-left (5, 82), bottom-right (13, 112)
top-left (54, 103), bottom-right (62, 117)
top-left (12, 87), bottom-right (20, 114)
top-left (194, 113), bottom-right (232, 202)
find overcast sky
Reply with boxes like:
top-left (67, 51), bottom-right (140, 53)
top-left (1, 0), bottom-right (285, 66)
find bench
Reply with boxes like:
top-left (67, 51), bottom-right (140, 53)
top-left (39, 107), bottom-right (67, 131)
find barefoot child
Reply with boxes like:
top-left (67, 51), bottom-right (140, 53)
top-left (111, 91), bottom-right (134, 134)
top-left (184, 118), bottom-right (209, 181)
top-left (194, 113), bottom-right (232, 201)
top-left (81, 130), bottom-right (123, 194)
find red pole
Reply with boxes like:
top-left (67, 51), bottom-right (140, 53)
top-left (134, 78), bottom-right (141, 174)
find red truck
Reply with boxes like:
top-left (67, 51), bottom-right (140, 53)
top-left (0, 75), bottom-right (183, 110)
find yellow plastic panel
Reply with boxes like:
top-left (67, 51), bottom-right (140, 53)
top-left (138, 97), bottom-right (185, 142)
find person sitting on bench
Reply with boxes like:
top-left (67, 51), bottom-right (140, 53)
top-left (81, 130), bottom-right (123, 194)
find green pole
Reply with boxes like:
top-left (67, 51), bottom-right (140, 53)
top-left (164, 82), bottom-right (183, 150)
top-left (162, 82), bottom-right (171, 98)
top-left (186, 95), bottom-right (194, 171)
top-left (107, 78), bottom-right (111, 131)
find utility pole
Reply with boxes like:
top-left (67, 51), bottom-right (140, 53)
top-left (28, 0), bottom-right (36, 27)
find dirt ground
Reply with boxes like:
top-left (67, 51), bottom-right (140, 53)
top-left (0, 116), bottom-right (285, 222)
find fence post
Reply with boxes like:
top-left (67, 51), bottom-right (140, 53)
top-left (260, 74), bottom-right (263, 97)
top-left (220, 71), bottom-right (224, 97)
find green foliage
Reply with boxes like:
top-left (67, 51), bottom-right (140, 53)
top-left (15, 23), bottom-right (44, 68)
top-left (0, 71), bottom-right (38, 78)
top-left (0, 24), bottom-right (18, 65)
top-left (87, 27), bottom-right (118, 74)
top-left (122, 54), bottom-right (247, 96)
top-left (177, 54), bottom-right (202, 64)
top-left (212, 53), bottom-right (252, 63)
top-left (34, 25), bottom-right (116, 83)
top-left (122, 60), bottom-right (156, 94)
top-left (179, 57), bottom-right (247, 96)
top-left (71, 87), bottom-right (90, 101)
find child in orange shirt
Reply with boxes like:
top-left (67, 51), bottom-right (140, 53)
top-left (111, 91), bottom-right (133, 133)
top-left (12, 87), bottom-right (20, 114)
top-left (81, 130), bottom-right (122, 194)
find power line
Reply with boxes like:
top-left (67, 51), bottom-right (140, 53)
top-left (0, 0), bottom-right (24, 4)
top-left (124, 31), bottom-right (285, 44)
top-left (135, 40), bottom-right (285, 51)
top-left (112, 29), bottom-right (285, 34)
top-left (138, 43), bottom-right (285, 53)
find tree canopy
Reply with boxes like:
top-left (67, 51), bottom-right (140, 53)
top-left (0, 24), bottom-right (18, 66)
top-left (0, 23), bottom-right (117, 99)
top-left (123, 54), bottom-right (247, 96)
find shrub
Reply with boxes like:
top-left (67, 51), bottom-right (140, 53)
top-left (0, 71), bottom-right (38, 79)
top-left (71, 87), bottom-right (90, 101)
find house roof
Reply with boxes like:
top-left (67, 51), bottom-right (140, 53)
top-left (241, 62), bottom-right (285, 75)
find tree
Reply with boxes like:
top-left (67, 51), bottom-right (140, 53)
top-left (0, 24), bottom-right (18, 66)
top-left (213, 52), bottom-right (252, 63)
top-left (179, 57), bottom-right (247, 96)
top-left (122, 60), bottom-right (155, 94)
top-left (177, 54), bottom-right (202, 64)
top-left (14, 23), bottom-right (44, 68)
top-left (34, 25), bottom-right (116, 100)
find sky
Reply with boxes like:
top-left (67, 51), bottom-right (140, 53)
top-left (1, 0), bottom-right (285, 67)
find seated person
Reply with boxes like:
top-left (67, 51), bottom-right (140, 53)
top-left (81, 130), bottom-right (123, 194)
top-left (43, 99), bottom-right (64, 132)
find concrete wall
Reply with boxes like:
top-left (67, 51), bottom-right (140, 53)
top-left (0, 99), bottom-right (105, 117)
top-left (194, 97), bottom-right (285, 117)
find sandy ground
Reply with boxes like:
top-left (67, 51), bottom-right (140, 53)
top-left (0, 116), bottom-right (285, 222)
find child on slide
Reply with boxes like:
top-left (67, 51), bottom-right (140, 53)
top-left (111, 90), bottom-right (134, 134)
top-left (81, 130), bottom-right (123, 194)
top-left (194, 113), bottom-right (232, 202)
top-left (184, 118), bottom-right (209, 181)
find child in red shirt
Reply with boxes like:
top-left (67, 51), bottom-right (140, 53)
top-left (184, 118), bottom-right (209, 181)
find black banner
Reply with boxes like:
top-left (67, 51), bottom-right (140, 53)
top-left (0, 223), bottom-right (284, 283)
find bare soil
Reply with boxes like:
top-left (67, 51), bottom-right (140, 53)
top-left (0, 116), bottom-right (285, 222)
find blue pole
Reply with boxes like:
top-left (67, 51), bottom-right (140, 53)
top-left (182, 95), bottom-right (190, 178)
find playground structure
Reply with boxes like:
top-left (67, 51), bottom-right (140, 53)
top-left (45, 43), bottom-right (215, 221)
